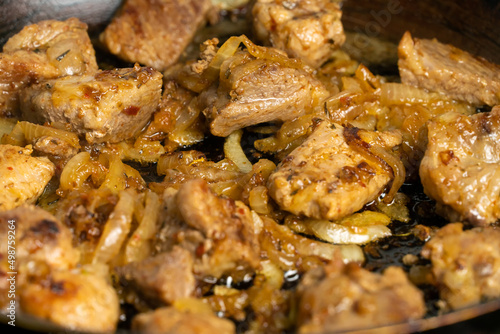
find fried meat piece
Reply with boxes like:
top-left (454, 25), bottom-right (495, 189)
top-left (420, 107), bottom-right (500, 225)
top-left (205, 50), bottom-right (329, 137)
top-left (268, 120), bottom-right (403, 220)
top-left (100, 0), bottom-right (211, 71)
top-left (20, 269), bottom-right (119, 333)
top-left (0, 205), bottom-right (79, 270)
top-left (0, 206), bottom-right (79, 310)
top-left (422, 223), bottom-right (500, 310)
top-left (0, 145), bottom-right (55, 211)
top-left (297, 261), bottom-right (426, 333)
top-left (398, 31), bottom-right (500, 107)
top-left (116, 246), bottom-right (195, 306)
top-left (156, 179), bottom-right (260, 278)
top-left (21, 64), bottom-right (162, 143)
top-left (0, 18), bottom-right (98, 116)
top-left (253, 0), bottom-right (345, 68)
top-left (132, 306), bottom-right (235, 334)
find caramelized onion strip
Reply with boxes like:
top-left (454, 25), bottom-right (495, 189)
top-left (343, 126), bottom-right (405, 203)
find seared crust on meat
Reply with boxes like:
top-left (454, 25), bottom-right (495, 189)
top-left (0, 18), bottom-right (98, 116)
top-left (116, 247), bottom-right (195, 305)
top-left (0, 145), bottom-right (55, 211)
top-left (297, 261), bottom-right (425, 333)
top-left (268, 120), bottom-right (402, 220)
top-left (422, 223), bottom-right (500, 310)
top-left (174, 179), bottom-right (260, 277)
top-left (420, 107), bottom-right (500, 225)
top-left (20, 64), bottom-right (162, 143)
top-left (132, 306), bottom-right (235, 334)
top-left (20, 270), bottom-right (119, 333)
top-left (398, 31), bottom-right (500, 106)
top-left (253, 0), bottom-right (345, 68)
top-left (0, 205), bottom-right (79, 271)
top-left (206, 50), bottom-right (329, 137)
top-left (100, 0), bottom-right (211, 71)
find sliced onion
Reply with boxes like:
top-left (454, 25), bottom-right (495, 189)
top-left (258, 259), bottom-right (284, 289)
top-left (2, 121), bottom-right (80, 148)
top-left (308, 219), bottom-right (391, 245)
top-left (0, 118), bottom-right (16, 141)
top-left (249, 186), bottom-right (271, 214)
top-left (224, 129), bottom-right (252, 173)
top-left (343, 126), bottom-right (405, 203)
top-left (380, 82), bottom-right (442, 105)
top-left (59, 152), bottom-right (93, 190)
top-left (124, 191), bottom-right (160, 264)
top-left (92, 189), bottom-right (135, 265)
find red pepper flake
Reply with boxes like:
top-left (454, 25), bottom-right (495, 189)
top-left (195, 243), bottom-right (205, 257)
top-left (340, 95), bottom-right (352, 106)
top-left (7, 166), bottom-right (13, 170)
top-left (122, 105), bottom-right (141, 116)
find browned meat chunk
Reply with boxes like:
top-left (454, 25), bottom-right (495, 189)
top-left (100, 0), bottom-right (211, 71)
top-left (0, 206), bottom-right (79, 310)
top-left (0, 18), bottom-right (98, 116)
top-left (268, 120), bottom-right (403, 220)
top-left (132, 306), bottom-right (235, 334)
top-left (297, 261), bottom-right (426, 333)
top-left (20, 270), bottom-right (119, 332)
top-left (420, 107), bottom-right (500, 225)
top-left (0, 205), bottom-right (79, 270)
top-left (116, 246), bottom-right (195, 306)
top-left (156, 179), bottom-right (260, 278)
top-left (253, 0), bottom-right (345, 68)
top-left (205, 50), bottom-right (329, 137)
top-left (0, 145), bottom-right (55, 211)
top-left (422, 223), bottom-right (500, 310)
top-left (20, 64), bottom-right (162, 143)
top-left (398, 31), bottom-right (500, 106)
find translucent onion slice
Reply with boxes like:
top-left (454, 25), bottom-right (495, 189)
top-left (309, 220), bottom-right (391, 244)
top-left (343, 126), bottom-right (405, 204)
top-left (124, 191), bottom-right (160, 264)
top-left (380, 82), bottom-right (443, 105)
top-left (306, 211), bottom-right (392, 245)
top-left (0, 118), bottom-right (16, 140)
top-left (249, 186), bottom-right (271, 214)
top-left (224, 129), bottom-right (252, 173)
top-left (59, 152), bottom-right (93, 190)
top-left (2, 121), bottom-right (80, 148)
top-left (92, 189), bottom-right (135, 265)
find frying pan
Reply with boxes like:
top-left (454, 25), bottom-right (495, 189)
top-left (1, 0), bottom-right (500, 333)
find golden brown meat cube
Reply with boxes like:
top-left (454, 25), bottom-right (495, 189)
top-left (116, 246), bottom-right (196, 305)
top-left (156, 179), bottom-right (260, 279)
top-left (205, 50), bottom-right (329, 137)
top-left (132, 306), bottom-right (235, 334)
top-left (253, 0), bottom-right (345, 68)
top-left (0, 205), bottom-right (79, 270)
top-left (21, 64), bottom-right (163, 143)
top-left (297, 261), bottom-right (426, 333)
top-left (420, 107), bottom-right (500, 225)
top-left (0, 206), bottom-right (79, 310)
top-left (20, 269), bottom-right (119, 333)
top-left (0, 145), bottom-right (55, 211)
top-left (100, 0), bottom-right (211, 71)
top-left (422, 223), bottom-right (500, 311)
top-left (398, 31), bottom-right (500, 107)
top-left (0, 18), bottom-right (98, 116)
top-left (268, 120), bottom-right (402, 220)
